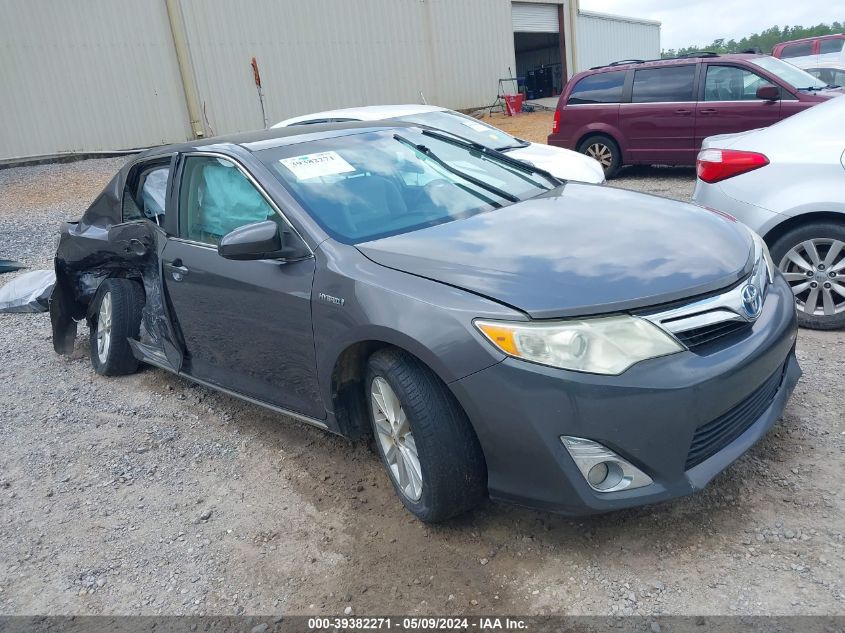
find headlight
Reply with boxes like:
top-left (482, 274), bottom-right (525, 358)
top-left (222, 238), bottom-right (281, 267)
top-left (474, 315), bottom-right (682, 375)
top-left (750, 230), bottom-right (774, 283)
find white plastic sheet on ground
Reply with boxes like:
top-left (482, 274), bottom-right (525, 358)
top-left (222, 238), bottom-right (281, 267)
top-left (0, 270), bottom-right (55, 313)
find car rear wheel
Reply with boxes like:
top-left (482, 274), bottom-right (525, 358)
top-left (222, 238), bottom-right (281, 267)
top-left (89, 278), bottom-right (145, 375)
top-left (770, 222), bottom-right (845, 330)
top-left (365, 348), bottom-right (487, 523)
top-left (578, 134), bottom-right (621, 179)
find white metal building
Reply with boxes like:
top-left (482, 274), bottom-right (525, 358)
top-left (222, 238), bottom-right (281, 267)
top-left (0, 0), bottom-right (659, 162)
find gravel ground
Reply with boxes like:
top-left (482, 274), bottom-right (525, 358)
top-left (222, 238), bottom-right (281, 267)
top-left (1, 156), bottom-right (844, 618)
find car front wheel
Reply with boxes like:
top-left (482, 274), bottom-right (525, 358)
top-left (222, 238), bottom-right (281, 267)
top-left (89, 278), bottom-right (145, 375)
top-left (771, 222), bottom-right (845, 330)
top-left (365, 348), bottom-right (487, 523)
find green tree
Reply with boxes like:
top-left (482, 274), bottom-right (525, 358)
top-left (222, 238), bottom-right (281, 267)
top-left (661, 21), bottom-right (844, 57)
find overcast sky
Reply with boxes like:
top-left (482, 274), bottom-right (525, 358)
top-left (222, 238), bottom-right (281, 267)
top-left (579, 0), bottom-right (845, 51)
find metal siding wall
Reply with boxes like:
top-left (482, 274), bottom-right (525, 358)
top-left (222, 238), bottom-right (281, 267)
top-left (0, 0), bottom-right (191, 160)
top-left (426, 0), bottom-right (515, 111)
top-left (178, 0), bottom-right (515, 134)
top-left (575, 13), bottom-right (660, 72)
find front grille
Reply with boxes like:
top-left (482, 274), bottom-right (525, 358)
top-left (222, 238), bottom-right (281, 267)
top-left (674, 320), bottom-right (750, 350)
top-left (685, 364), bottom-right (786, 470)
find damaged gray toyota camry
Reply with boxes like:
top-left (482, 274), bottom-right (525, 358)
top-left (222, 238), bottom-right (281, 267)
top-left (51, 121), bottom-right (801, 523)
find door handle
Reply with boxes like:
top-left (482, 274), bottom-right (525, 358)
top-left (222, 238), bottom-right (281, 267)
top-left (163, 259), bottom-right (189, 281)
top-left (674, 108), bottom-right (692, 115)
top-left (700, 108), bottom-right (718, 114)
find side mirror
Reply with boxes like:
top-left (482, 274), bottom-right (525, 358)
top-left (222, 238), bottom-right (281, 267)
top-left (756, 84), bottom-right (780, 101)
top-left (218, 220), bottom-right (309, 261)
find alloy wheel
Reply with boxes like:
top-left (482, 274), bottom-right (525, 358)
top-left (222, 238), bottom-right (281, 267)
top-left (96, 291), bottom-right (113, 364)
top-left (586, 142), bottom-right (613, 169)
top-left (779, 238), bottom-right (845, 317)
top-left (370, 376), bottom-right (423, 501)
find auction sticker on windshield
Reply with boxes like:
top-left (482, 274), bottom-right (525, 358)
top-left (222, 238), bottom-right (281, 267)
top-left (280, 151), bottom-right (356, 180)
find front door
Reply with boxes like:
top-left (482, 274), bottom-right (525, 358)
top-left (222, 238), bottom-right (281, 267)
top-left (694, 64), bottom-right (781, 147)
top-left (161, 153), bottom-right (324, 419)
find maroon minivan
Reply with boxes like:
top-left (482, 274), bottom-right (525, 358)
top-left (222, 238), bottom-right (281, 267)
top-left (548, 53), bottom-right (843, 177)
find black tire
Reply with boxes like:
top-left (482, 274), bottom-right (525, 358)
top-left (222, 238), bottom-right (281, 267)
top-left (89, 278), bottom-right (145, 376)
top-left (578, 134), bottom-right (621, 179)
top-left (365, 348), bottom-right (487, 523)
top-left (770, 221), bottom-right (845, 330)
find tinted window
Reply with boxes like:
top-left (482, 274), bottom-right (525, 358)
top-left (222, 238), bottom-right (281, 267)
top-left (820, 39), bottom-right (844, 54)
top-left (781, 42), bottom-right (813, 58)
top-left (178, 156), bottom-right (282, 245)
top-left (631, 65), bottom-right (696, 102)
top-left (704, 65), bottom-right (770, 101)
top-left (567, 71), bottom-right (625, 104)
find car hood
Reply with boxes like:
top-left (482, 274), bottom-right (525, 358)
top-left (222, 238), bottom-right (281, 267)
top-left (505, 142), bottom-right (606, 184)
top-left (357, 184), bottom-right (754, 319)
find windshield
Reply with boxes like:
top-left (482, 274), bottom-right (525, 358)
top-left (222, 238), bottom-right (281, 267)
top-left (258, 129), bottom-right (550, 244)
top-left (390, 110), bottom-right (526, 151)
top-left (749, 56), bottom-right (828, 90)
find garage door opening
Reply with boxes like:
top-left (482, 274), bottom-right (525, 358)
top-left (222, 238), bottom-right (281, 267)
top-left (514, 32), bottom-right (563, 99)
top-left (512, 2), bottom-right (566, 101)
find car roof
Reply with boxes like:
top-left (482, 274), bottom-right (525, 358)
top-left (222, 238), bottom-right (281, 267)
top-left (584, 53), bottom-right (763, 74)
top-left (775, 33), bottom-right (845, 47)
top-left (135, 120), bottom-right (418, 159)
top-left (274, 104), bottom-right (447, 127)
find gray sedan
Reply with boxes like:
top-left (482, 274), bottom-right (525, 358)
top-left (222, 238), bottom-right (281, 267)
top-left (52, 122), bottom-right (799, 522)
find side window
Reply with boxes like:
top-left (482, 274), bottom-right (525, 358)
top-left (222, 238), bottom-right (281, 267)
top-left (704, 65), bottom-right (769, 101)
top-left (781, 42), bottom-right (813, 59)
top-left (178, 156), bottom-right (281, 245)
top-left (121, 162), bottom-right (171, 224)
top-left (631, 65), bottom-right (696, 103)
top-left (567, 71), bottom-right (626, 104)
top-left (820, 39), bottom-right (844, 55)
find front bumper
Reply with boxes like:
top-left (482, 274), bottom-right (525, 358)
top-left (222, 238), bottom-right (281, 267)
top-left (450, 274), bottom-right (800, 515)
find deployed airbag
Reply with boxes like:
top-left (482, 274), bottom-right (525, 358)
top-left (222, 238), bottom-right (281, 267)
top-left (0, 270), bottom-right (56, 313)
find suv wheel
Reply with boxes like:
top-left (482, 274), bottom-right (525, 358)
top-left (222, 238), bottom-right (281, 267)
top-left (578, 134), bottom-right (621, 178)
top-left (89, 278), bottom-right (145, 375)
top-left (365, 348), bottom-right (487, 523)
top-left (770, 222), bottom-right (845, 330)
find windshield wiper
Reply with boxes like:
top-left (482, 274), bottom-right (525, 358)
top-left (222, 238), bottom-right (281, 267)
top-left (496, 137), bottom-right (531, 151)
top-left (393, 134), bottom-right (519, 203)
top-left (420, 128), bottom-right (562, 189)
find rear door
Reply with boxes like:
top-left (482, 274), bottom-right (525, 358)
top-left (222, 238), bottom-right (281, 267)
top-left (161, 152), bottom-right (324, 419)
top-left (620, 63), bottom-right (698, 165)
top-left (694, 63), bottom-right (781, 148)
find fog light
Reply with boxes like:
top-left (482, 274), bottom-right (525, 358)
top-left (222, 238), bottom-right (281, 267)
top-left (561, 436), bottom-right (652, 493)
top-left (587, 462), bottom-right (608, 486)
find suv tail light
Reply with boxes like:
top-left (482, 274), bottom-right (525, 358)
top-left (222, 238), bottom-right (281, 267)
top-left (696, 148), bottom-right (769, 183)
top-left (552, 109), bottom-right (561, 134)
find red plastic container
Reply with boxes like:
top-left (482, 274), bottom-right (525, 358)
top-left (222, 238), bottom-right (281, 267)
top-left (503, 93), bottom-right (524, 116)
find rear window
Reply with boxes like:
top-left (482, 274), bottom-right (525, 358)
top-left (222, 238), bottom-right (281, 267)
top-left (631, 65), bottom-right (696, 102)
top-left (820, 39), bottom-right (844, 55)
top-left (781, 42), bottom-right (813, 58)
top-left (567, 71), bottom-right (625, 104)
